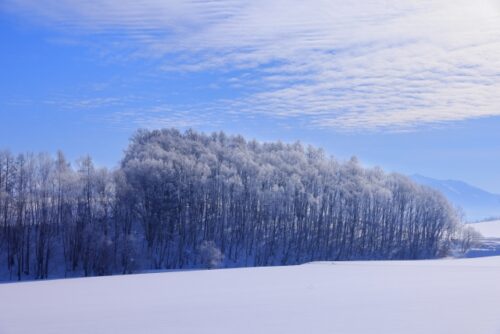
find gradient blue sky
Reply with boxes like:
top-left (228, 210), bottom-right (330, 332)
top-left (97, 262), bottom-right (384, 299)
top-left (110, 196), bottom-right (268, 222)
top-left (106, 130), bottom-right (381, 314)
top-left (1, 0), bottom-right (500, 192)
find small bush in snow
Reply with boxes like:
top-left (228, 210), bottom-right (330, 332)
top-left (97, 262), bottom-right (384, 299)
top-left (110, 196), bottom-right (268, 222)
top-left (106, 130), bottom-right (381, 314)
top-left (455, 226), bottom-right (483, 255)
top-left (199, 241), bottom-right (224, 269)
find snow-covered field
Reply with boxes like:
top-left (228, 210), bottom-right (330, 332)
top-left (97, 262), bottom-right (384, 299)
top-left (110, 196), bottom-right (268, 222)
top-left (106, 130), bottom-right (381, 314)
top-left (2, 255), bottom-right (500, 334)
top-left (471, 220), bottom-right (500, 238)
top-left (1, 220), bottom-right (499, 334)
top-left (467, 220), bottom-right (500, 258)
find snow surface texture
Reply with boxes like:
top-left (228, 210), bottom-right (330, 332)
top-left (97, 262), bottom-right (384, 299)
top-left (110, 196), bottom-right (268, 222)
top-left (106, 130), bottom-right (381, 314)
top-left (2, 257), bottom-right (500, 334)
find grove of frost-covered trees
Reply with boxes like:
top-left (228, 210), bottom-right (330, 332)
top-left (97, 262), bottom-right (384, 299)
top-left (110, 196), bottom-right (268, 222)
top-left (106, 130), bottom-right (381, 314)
top-left (0, 129), bottom-right (465, 280)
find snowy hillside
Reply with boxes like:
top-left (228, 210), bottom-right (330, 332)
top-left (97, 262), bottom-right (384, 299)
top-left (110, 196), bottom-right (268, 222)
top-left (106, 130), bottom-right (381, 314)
top-left (2, 257), bottom-right (500, 334)
top-left (411, 174), bottom-right (500, 221)
top-left (470, 220), bottom-right (500, 238)
top-left (466, 220), bottom-right (500, 258)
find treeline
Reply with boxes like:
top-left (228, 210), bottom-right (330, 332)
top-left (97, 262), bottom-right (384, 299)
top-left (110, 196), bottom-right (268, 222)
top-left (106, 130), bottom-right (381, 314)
top-left (0, 129), bottom-right (465, 280)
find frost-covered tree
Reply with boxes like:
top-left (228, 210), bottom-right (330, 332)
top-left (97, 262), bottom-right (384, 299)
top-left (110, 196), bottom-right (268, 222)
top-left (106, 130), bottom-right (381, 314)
top-left (199, 241), bottom-right (223, 269)
top-left (118, 129), bottom-right (461, 268)
top-left (455, 225), bottom-right (482, 255)
top-left (0, 128), bottom-right (468, 281)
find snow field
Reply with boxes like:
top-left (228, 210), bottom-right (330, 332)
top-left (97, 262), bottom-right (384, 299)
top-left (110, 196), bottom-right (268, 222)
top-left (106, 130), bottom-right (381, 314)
top-left (471, 220), bottom-right (500, 238)
top-left (1, 257), bottom-right (500, 334)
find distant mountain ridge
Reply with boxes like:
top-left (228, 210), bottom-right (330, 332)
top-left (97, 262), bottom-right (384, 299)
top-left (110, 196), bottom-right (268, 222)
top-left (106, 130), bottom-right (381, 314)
top-left (410, 174), bottom-right (500, 222)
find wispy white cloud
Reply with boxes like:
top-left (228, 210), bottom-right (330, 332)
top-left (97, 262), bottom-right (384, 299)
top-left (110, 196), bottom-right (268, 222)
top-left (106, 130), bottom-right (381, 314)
top-left (4, 0), bottom-right (500, 130)
top-left (104, 103), bottom-right (227, 130)
top-left (44, 96), bottom-right (127, 110)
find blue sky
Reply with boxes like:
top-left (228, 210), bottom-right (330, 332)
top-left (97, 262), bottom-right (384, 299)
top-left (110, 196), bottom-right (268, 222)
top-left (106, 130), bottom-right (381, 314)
top-left (1, 0), bottom-right (500, 192)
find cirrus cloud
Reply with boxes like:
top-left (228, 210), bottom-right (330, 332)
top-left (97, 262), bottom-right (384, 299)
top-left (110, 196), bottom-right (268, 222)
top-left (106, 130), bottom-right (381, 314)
top-left (3, 0), bottom-right (500, 130)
